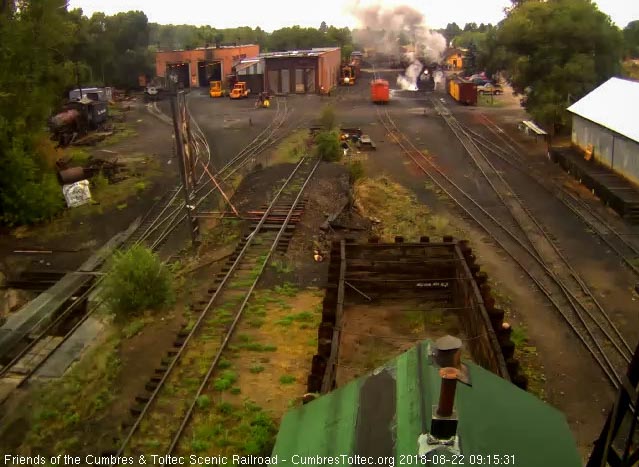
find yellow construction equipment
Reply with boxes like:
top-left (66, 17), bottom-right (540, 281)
top-left (255, 92), bottom-right (271, 108)
top-left (209, 81), bottom-right (226, 98)
top-left (229, 82), bottom-right (250, 99)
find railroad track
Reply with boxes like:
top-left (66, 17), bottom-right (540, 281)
top-left (112, 156), bottom-right (320, 460)
top-left (144, 97), bottom-right (295, 249)
top-left (0, 97), bottom-right (294, 403)
top-left (462, 114), bottom-right (639, 277)
top-left (378, 103), bottom-right (632, 389)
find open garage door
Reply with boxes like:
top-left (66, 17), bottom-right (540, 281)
top-left (268, 70), bottom-right (279, 94)
top-left (210, 62), bottom-right (222, 82)
top-left (198, 61), bottom-right (222, 87)
top-left (167, 63), bottom-right (190, 88)
top-left (281, 69), bottom-right (290, 94)
top-left (306, 68), bottom-right (315, 93)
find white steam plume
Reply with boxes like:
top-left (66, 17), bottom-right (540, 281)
top-left (348, 0), bottom-right (447, 91)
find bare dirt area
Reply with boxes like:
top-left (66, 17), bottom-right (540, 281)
top-left (336, 299), bottom-right (470, 386)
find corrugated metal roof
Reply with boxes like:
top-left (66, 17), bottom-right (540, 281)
top-left (272, 340), bottom-right (581, 466)
top-left (261, 47), bottom-right (339, 59)
top-left (567, 77), bottom-right (639, 143)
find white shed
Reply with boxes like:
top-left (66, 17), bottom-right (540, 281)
top-left (567, 77), bottom-right (639, 185)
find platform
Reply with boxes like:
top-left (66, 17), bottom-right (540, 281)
top-left (0, 218), bottom-right (140, 360)
top-left (550, 146), bottom-right (639, 223)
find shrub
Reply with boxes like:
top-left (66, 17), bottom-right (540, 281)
top-left (315, 130), bottom-right (341, 162)
top-left (92, 171), bottom-right (109, 191)
top-left (102, 245), bottom-right (174, 317)
top-left (319, 104), bottom-right (336, 130)
top-left (349, 161), bottom-right (365, 183)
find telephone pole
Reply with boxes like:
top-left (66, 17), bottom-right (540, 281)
top-left (170, 91), bottom-right (199, 246)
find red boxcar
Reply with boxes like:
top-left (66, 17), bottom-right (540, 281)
top-left (371, 79), bottom-right (390, 104)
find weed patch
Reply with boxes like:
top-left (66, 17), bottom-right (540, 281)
top-left (186, 400), bottom-right (277, 456)
top-left (279, 375), bottom-right (296, 385)
top-left (354, 176), bottom-right (460, 241)
top-left (14, 332), bottom-right (121, 455)
top-left (213, 370), bottom-right (238, 391)
top-left (271, 130), bottom-right (308, 164)
top-left (240, 343), bottom-right (277, 352)
top-left (270, 258), bottom-right (293, 274)
top-left (273, 282), bottom-right (298, 297)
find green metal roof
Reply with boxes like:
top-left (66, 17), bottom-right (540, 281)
top-left (272, 341), bottom-right (581, 467)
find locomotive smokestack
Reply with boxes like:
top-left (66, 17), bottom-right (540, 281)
top-left (436, 367), bottom-right (459, 418)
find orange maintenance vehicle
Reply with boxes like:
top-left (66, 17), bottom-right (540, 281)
top-left (209, 81), bottom-right (226, 98)
top-left (229, 82), bottom-right (250, 99)
top-left (371, 79), bottom-right (390, 104)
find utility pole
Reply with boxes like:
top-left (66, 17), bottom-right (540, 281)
top-left (76, 62), bottom-right (83, 99)
top-left (170, 91), bottom-right (199, 246)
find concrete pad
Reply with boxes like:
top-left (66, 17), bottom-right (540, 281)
top-left (34, 317), bottom-right (105, 379)
top-left (0, 377), bottom-right (21, 405)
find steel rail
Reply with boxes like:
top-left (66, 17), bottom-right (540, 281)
top-left (462, 121), bottom-right (639, 277)
top-left (447, 116), bottom-right (634, 360)
top-left (437, 106), bottom-right (632, 371)
top-left (166, 157), bottom-right (321, 454)
top-left (377, 106), bottom-right (623, 388)
top-left (113, 156), bottom-right (311, 460)
top-left (136, 98), bottom-right (292, 249)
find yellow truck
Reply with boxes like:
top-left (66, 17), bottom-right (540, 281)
top-left (229, 82), bottom-right (250, 99)
top-left (209, 81), bottom-right (226, 98)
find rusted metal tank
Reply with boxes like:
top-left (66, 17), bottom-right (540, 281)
top-left (58, 167), bottom-right (86, 185)
top-left (50, 109), bottom-right (80, 128)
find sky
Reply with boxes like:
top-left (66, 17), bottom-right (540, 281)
top-left (68, 0), bottom-right (639, 31)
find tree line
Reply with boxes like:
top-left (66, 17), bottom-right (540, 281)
top-left (0, 0), bottom-right (637, 225)
top-left (441, 0), bottom-right (638, 135)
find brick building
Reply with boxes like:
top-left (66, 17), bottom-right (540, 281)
top-left (155, 44), bottom-right (260, 88)
top-left (262, 47), bottom-right (341, 95)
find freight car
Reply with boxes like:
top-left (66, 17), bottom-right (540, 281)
top-left (371, 79), bottom-right (390, 104)
top-left (447, 76), bottom-right (477, 105)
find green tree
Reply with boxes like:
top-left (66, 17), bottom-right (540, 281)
top-left (497, 0), bottom-right (623, 134)
top-left (443, 22), bottom-right (462, 45)
top-left (319, 21), bottom-right (328, 33)
top-left (624, 20), bottom-right (639, 58)
top-left (463, 22), bottom-right (478, 32)
top-left (463, 41), bottom-right (478, 75)
top-left (0, 0), bottom-right (72, 225)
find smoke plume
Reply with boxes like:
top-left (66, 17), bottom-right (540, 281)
top-left (348, 0), bottom-right (446, 90)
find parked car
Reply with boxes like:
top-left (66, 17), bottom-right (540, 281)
top-left (478, 83), bottom-right (504, 95)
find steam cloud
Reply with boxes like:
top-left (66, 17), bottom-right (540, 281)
top-left (348, 0), bottom-right (447, 90)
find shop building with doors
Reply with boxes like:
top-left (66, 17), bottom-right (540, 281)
top-left (263, 47), bottom-right (341, 95)
top-left (235, 57), bottom-right (265, 93)
top-left (155, 44), bottom-right (259, 88)
top-left (567, 77), bottom-right (639, 185)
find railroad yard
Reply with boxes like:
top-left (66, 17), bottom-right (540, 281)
top-left (2, 6), bottom-right (639, 464)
